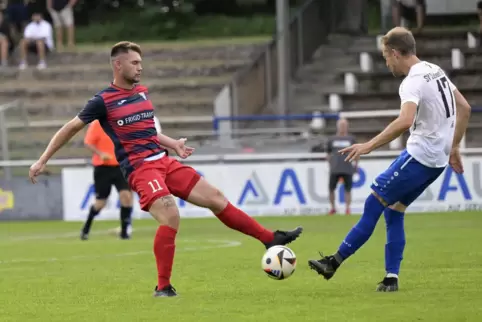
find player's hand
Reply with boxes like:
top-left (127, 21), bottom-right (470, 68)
top-left (339, 143), bottom-right (372, 162)
top-left (174, 138), bottom-right (195, 159)
top-left (99, 152), bottom-right (113, 161)
top-left (29, 160), bottom-right (46, 184)
top-left (449, 147), bottom-right (464, 174)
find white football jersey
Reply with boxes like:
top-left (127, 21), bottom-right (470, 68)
top-left (400, 61), bottom-right (456, 168)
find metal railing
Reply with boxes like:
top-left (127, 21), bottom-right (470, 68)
top-left (0, 100), bottom-right (25, 181)
top-left (228, 0), bottom-right (336, 119)
top-left (2, 148), bottom-right (482, 168)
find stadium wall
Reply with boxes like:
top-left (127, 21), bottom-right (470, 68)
top-left (0, 177), bottom-right (62, 221)
top-left (1, 156), bottom-right (480, 221)
top-left (60, 156), bottom-right (482, 222)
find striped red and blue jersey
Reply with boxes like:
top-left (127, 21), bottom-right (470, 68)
top-left (77, 83), bottom-right (165, 179)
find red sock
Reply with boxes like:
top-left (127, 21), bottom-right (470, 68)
top-left (216, 202), bottom-right (274, 243)
top-left (153, 225), bottom-right (177, 290)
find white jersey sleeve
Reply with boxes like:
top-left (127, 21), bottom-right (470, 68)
top-left (154, 116), bottom-right (162, 134)
top-left (399, 77), bottom-right (423, 106)
top-left (448, 78), bottom-right (457, 92)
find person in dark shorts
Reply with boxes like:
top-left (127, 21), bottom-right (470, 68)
top-left (392, 0), bottom-right (425, 33)
top-left (0, 10), bottom-right (12, 67)
top-left (5, 0), bottom-right (29, 36)
top-left (80, 120), bottom-right (134, 240)
top-left (326, 118), bottom-right (357, 215)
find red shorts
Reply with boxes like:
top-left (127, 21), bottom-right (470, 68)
top-left (128, 156), bottom-right (201, 211)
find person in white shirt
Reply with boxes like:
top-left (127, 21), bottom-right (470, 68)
top-left (18, 12), bottom-right (54, 70)
top-left (308, 27), bottom-right (471, 292)
top-left (392, 0), bottom-right (425, 33)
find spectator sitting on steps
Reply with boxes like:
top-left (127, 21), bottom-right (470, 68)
top-left (18, 11), bottom-right (54, 70)
top-left (0, 10), bottom-right (12, 67)
top-left (5, 0), bottom-right (29, 39)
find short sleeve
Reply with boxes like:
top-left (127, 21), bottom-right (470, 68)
top-left (154, 116), bottom-right (162, 134)
top-left (78, 96), bottom-right (106, 124)
top-left (399, 77), bottom-right (423, 106)
top-left (448, 78), bottom-right (457, 92)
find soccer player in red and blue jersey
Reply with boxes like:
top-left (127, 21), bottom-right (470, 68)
top-left (29, 41), bottom-right (303, 297)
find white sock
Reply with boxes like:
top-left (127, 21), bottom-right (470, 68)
top-left (386, 273), bottom-right (398, 279)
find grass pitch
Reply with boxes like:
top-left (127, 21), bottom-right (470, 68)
top-left (0, 212), bottom-right (481, 322)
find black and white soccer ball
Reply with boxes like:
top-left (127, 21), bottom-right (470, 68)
top-left (261, 245), bottom-right (297, 280)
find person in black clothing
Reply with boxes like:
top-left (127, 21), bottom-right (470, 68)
top-left (5, 0), bottom-right (29, 37)
top-left (0, 10), bottom-right (11, 66)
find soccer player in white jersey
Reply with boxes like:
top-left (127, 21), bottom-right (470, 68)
top-left (308, 27), bottom-right (471, 291)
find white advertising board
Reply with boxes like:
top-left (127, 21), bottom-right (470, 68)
top-left (62, 156), bottom-right (482, 221)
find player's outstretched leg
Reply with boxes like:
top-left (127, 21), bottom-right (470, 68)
top-left (183, 178), bottom-right (303, 248)
top-left (80, 200), bottom-right (106, 240)
top-left (377, 206), bottom-right (406, 292)
top-left (149, 195), bottom-right (179, 298)
top-left (308, 192), bottom-right (386, 279)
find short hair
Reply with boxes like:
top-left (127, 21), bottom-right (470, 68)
top-left (478, 1), bottom-right (482, 10)
top-left (110, 41), bottom-right (142, 58)
top-left (381, 27), bottom-right (416, 56)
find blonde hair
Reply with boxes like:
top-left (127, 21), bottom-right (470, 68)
top-left (381, 27), bottom-right (416, 56)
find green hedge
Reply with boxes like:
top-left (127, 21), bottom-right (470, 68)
top-left (75, 14), bottom-right (275, 43)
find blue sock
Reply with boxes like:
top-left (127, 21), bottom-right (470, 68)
top-left (337, 194), bottom-right (386, 261)
top-left (384, 208), bottom-right (406, 275)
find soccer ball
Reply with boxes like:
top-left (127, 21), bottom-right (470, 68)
top-left (261, 245), bottom-right (297, 280)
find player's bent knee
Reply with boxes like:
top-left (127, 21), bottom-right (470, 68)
top-left (119, 190), bottom-right (133, 207)
top-left (371, 190), bottom-right (388, 207)
top-left (389, 202), bottom-right (407, 213)
top-left (94, 199), bottom-right (107, 210)
top-left (149, 195), bottom-right (180, 229)
top-left (188, 178), bottom-right (228, 213)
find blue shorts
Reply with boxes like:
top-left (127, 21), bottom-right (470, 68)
top-left (370, 150), bottom-right (445, 206)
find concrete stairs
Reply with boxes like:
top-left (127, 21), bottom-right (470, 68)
top-left (0, 40), bottom-right (267, 161)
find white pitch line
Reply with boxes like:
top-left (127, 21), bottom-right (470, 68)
top-left (0, 239), bottom-right (242, 268)
top-left (3, 226), bottom-right (156, 242)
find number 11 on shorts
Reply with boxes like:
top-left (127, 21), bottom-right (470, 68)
top-left (148, 179), bottom-right (163, 193)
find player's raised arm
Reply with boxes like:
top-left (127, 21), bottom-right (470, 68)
top-left (368, 101), bottom-right (416, 150)
top-left (29, 116), bottom-right (86, 183)
top-left (365, 78), bottom-right (420, 152)
top-left (29, 95), bottom-right (106, 183)
top-left (451, 89), bottom-right (471, 149)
